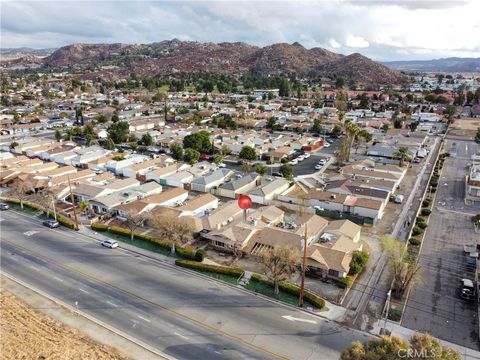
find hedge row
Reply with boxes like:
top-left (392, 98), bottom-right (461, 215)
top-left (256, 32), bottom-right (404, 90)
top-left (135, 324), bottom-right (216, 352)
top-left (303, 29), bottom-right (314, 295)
top-left (175, 260), bottom-right (244, 277)
top-left (92, 222), bottom-right (200, 261)
top-left (3, 199), bottom-right (76, 229)
top-left (250, 274), bottom-right (325, 309)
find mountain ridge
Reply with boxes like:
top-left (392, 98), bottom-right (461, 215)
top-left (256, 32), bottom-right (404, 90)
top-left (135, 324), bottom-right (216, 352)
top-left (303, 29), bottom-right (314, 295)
top-left (3, 40), bottom-right (407, 86)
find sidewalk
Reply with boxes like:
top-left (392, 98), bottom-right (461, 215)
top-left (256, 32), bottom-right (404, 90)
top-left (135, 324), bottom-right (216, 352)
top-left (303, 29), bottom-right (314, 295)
top-left (372, 319), bottom-right (480, 360)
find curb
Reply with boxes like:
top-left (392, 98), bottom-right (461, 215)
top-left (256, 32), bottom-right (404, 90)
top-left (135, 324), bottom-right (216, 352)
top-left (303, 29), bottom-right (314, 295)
top-left (1, 271), bottom-right (175, 360)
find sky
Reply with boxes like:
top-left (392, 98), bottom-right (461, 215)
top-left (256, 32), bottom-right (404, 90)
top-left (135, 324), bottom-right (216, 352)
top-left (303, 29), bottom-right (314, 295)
top-left (1, 0), bottom-right (480, 61)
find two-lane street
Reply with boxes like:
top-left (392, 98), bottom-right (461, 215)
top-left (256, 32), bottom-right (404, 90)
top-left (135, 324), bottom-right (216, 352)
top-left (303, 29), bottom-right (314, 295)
top-left (0, 210), bottom-right (370, 360)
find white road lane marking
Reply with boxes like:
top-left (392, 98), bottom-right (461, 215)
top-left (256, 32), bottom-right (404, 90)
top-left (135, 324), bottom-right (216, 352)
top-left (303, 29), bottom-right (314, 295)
top-left (79, 288), bottom-right (90, 294)
top-left (106, 300), bottom-right (118, 308)
top-left (53, 276), bottom-right (64, 282)
top-left (28, 265), bottom-right (41, 272)
top-left (174, 332), bottom-right (189, 340)
top-left (137, 315), bottom-right (151, 323)
top-left (282, 315), bottom-right (317, 324)
top-left (24, 230), bottom-right (38, 236)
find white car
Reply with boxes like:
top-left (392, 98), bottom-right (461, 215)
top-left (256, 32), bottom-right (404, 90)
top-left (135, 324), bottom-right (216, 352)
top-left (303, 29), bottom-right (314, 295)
top-left (217, 163), bottom-right (227, 168)
top-left (323, 142), bottom-right (330, 148)
top-left (318, 159), bottom-right (326, 165)
top-left (315, 164), bottom-right (322, 170)
top-left (303, 153), bottom-right (311, 159)
top-left (101, 240), bottom-right (119, 249)
top-left (297, 155), bottom-right (305, 162)
top-left (289, 159), bottom-right (298, 165)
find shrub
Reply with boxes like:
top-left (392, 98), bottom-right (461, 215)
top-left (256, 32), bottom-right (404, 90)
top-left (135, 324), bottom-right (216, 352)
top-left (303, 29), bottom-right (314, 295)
top-left (109, 225), bottom-right (132, 237)
top-left (412, 226), bottom-right (423, 236)
top-left (56, 215), bottom-right (75, 229)
top-left (388, 308), bottom-right (403, 321)
top-left (91, 223), bottom-right (108, 231)
top-left (175, 246), bottom-right (197, 261)
top-left (195, 248), bottom-right (206, 262)
top-left (175, 260), bottom-right (244, 277)
top-left (337, 276), bottom-right (352, 289)
top-left (421, 208), bottom-right (431, 216)
top-left (349, 250), bottom-right (369, 275)
top-left (422, 199), bottom-right (431, 207)
top-left (409, 238), bottom-right (422, 246)
top-left (416, 216), bottom-right (426, 224)
top-left (249, 274), bottom-right (325, 309)
top-left (429, 179), bottom-right (438, 187)
top-left (418, 222), bottom-right (428, 229)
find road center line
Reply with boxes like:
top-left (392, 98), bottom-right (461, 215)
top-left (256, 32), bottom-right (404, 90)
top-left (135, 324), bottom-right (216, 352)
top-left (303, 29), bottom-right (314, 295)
top-left (79, 288), bottom-right (90, 294)
top-left (53, 276), bottom-right (64, 282)
top-left (137, 315), bottom-right (151, 323)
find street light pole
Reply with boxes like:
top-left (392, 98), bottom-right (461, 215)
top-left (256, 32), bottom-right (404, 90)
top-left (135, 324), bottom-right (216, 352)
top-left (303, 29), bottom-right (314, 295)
top-left (383, 289), bottom-right (392, 333)
top-left (51, 196), bottom-right (57, 221)
top-left (68, 175), bottom-right (79, 231)
top-left (299, 223), bottom-right (308, 307)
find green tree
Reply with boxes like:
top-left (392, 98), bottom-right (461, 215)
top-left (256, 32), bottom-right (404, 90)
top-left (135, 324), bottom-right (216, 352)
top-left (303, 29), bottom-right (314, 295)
top-left (266, 117), bottom-right (277, 130)
top-left (10, 141), bottom-right (18, 149)
top-left (335, 76), bottom-right (345, 89)
top-left (393, 146), bottom-right (413, 167)
top-left (170, 143), bottom-right (184, 160)
top-left (79, 200), bottom-right (89, 214)
top-left (279, 78), bottom-right (290, 97)
top-left (183, 131), bottom-right (213, 154)
top-left (140, 133), bottom-right (153, 146)
top-left (280, 163), bottom-right (293, 180)
top-left (107, 121), bottom-right (129, 143)
top-left (340, 333), bottom-right (460, 360)
top-left (184, 148), bottom-right (200, 165)
top-left (239, 145), bottom-right (257, 161)
top-left (255, 163), bottom-right (267, 175)
top-left (83, 123), bottom-right (95, 137)
top-left (221, 145), bottom-right (231, 156)
top-left (213, 154), bottom-right (222, 165)
top-left (54, 129), bottom-right (62, 142)
top-left (104, 137), bottom-right (115, 150)
top-left (311, 118), bottom-right (323, 134)
top-left (111, 111), bottom-right (119, 123)
top-left (409, 121), bottom-right (419, 132)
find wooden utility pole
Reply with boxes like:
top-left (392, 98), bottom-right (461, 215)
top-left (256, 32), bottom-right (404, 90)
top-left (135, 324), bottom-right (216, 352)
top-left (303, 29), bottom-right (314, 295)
top-left (67, 175), bottom-right (79, 231)
top-left (299, 223), bottom-right (308, 307)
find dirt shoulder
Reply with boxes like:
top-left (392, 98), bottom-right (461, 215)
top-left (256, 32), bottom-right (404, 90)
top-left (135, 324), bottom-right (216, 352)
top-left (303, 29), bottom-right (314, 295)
top-left (0, 275), bottom-right (163, 360)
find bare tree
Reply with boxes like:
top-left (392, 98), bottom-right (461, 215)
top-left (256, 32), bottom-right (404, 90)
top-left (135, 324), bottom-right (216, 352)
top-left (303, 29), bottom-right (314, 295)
top-left (33, 188), bottom-right (56, 218)
top-left (380, 236), bottom-right (422, 299)
top-left (8, 179), bottom-right (32, 209)
top-left (260, 246), bottom-right (300, 295)
top-left (122, 210), bottom-right (149, 241)
top-left (153, 216), bottom-right (193, 254)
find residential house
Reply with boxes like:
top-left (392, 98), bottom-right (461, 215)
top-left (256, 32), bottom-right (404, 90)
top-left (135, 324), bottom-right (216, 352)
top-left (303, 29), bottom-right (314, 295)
top-left (216, 173), bottom-right (260, 199)
top-left (191, 168), bottom-right (234, 193)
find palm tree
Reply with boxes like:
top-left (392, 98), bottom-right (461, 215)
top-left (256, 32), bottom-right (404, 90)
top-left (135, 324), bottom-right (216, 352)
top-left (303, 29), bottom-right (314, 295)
top-left (344, 121), bottom-right (360, 162)
top-left (393, 147), bottom-right (412, 167)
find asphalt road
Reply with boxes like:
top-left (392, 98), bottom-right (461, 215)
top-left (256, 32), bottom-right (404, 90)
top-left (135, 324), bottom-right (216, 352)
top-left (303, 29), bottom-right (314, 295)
top-left (401, 138), bottom-right (480, 350)
top-left (0, 210), bottom-right (371, 360)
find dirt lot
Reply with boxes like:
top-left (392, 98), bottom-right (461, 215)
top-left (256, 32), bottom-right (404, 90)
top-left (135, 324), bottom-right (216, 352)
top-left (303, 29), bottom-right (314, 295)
top-left (448, 118), bottom-right (480, 138)
top-left (0, 288), bottom-right (129, 360)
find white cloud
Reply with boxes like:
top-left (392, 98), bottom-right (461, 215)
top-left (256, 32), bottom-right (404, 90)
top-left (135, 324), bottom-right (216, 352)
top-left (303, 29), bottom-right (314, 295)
top-left (0, 0), bottom-right (479, 61)
top-left (328, 38), bottom-right (341, 48)
top-left (345, 35), bottom-right (370, 48)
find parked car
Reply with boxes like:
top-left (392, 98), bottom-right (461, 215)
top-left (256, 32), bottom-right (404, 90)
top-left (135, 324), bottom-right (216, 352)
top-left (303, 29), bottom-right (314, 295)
top-left (323, 142), bottom-right (330, 148)
top-left (315, 164), bottom-right (322, 170)
top-left (313, 205), bottom-right (324, 211)
top-left (217, 163), bottom-right (227, 168)
top-left (0, 202), bottom-right (10, 210)
top-left (296, 155), bottom-right (305, 162)
top-left (199, 154), bottom-right (209, 160)
top-left (326, 139), bottom-right (333, 144)
top-left (318, 159), bottom-right (326, 166)
top-left (43, 219), bottom-right (59, 228)
top-left (303, 153), bottom-right (311, 159)
top-left (289, 159), bottom-right (298, 165)
top-left (272, 172), bottom-right (283, 177)
top-left (101, 240), bottom-right (119, 249)
top-left (460, 278), bottom-right (476, 301)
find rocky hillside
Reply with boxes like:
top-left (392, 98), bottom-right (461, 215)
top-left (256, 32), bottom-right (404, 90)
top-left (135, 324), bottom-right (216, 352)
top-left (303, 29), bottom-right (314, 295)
top-left (35, 40), bottom-right (405, 85)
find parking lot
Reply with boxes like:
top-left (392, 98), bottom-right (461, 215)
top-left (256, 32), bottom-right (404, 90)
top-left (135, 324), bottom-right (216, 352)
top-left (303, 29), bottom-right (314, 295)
top-left (401, 138), bottom-right (480, 350)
